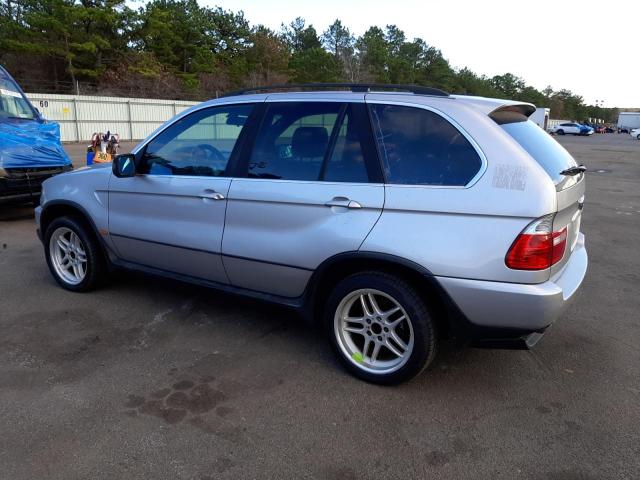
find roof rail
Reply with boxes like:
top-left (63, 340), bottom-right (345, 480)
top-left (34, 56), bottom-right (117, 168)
top-left (221, 83), bottom-right (450, 98)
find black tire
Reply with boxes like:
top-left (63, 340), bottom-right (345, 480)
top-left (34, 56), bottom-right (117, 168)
top-left (557, 129), bottom-right (565, 135)
top-left (44, 215), bottom-right (106, 292)
top-left (636, 134), bottom-right (640, 140)
top-left (324, 271), bottom-right (437, 384)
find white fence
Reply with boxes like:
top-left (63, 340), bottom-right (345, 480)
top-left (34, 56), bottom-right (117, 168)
top-left (25, 93), bottom-right (199, 142)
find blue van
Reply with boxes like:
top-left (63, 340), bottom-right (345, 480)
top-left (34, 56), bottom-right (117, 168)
top-left (0, 65), bottom-right (72, 204)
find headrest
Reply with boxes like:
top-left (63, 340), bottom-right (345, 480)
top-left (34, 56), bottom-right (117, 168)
top-left (291, 127), bottom-right (329, 158)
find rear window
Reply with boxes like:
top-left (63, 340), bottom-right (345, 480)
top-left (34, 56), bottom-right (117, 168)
top-left (492, 111), bottom-right (578, 188)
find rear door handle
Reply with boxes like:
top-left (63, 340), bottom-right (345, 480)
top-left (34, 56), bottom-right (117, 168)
top-left (201, 189), bottom-right (225, 200)
top-left (324, 198), bottom-right (362, 209)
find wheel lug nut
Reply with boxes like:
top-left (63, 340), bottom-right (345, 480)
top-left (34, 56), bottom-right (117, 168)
top-left (377, 336), bottom-right (382, 341)
top-left (366, 319), bottom-right (371, 324)
top-left (383, 327), bottom-right (389, 332)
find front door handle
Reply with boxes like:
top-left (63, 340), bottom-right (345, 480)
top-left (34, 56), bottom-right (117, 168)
top-left (325, 198), bottom-right (362, 209)
top-left (201, 189), bottom-right (225, 200)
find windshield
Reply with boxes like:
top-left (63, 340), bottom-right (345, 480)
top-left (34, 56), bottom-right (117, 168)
top-left (0, 76), bottom-right (36, 120)
top-left (492, 110), bottom-right (579, 189)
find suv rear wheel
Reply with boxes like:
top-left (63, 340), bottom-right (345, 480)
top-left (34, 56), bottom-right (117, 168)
top-left (44, 216), bottom-right (105, 292)
top-left (325, 272), bottom-right (437, 384)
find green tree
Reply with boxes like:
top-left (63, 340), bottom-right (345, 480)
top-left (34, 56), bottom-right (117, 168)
top-left (1, 0), bottom-right (133, 85)
top-left (322, 19), bottom-right (352, 58)
top-left (281, 17), bottom-right (321, 52)
top-left (290, 47), bottom-right (341, 83)
top-left (0, 4), bottom-right (621, 118)
top-left (356, 26), bottom-right (389, 82)
top-left (491, 73), bottom-right (525, 98)
top-left (322, 19), bottom-right (358, 81)
top-left (243, 26), bottom-right (290, 86)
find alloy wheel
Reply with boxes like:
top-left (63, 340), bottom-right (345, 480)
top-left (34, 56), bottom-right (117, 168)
top-left (334, 289), bottom-right (414, 374)
top-left (49, 227), bottom-right (88, 285)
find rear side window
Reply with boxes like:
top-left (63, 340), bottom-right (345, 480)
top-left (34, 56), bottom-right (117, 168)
top-left (493, 111), bottom-right (578, 187)
top-left (369, 104), bottom-right (482, 186)
top-left (246, 102), bottom-right (371, 182)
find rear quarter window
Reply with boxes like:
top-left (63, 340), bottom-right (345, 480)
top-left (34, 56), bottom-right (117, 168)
top-left (369, 104), bottom-right (482, 186)
top-left (492, 111), bottom-right (578, 188)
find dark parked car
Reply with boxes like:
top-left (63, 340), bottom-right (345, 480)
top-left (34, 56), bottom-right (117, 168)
top-left (0, 65), bottom-right (72, 204)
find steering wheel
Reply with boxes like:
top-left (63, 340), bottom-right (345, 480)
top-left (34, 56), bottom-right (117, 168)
top-left (195, 144), bottom-right (225, 161)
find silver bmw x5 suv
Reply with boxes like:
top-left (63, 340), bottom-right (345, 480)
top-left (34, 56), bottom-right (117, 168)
top-left (35, 84), bottom-right (588, 384)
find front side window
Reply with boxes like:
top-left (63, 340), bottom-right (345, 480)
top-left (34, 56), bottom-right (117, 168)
top-left (246, 102), bottom-right (370, 182)
top-left (141, 104), bottom-right (253, 176)
top-left (369, 104), bottom-right (482, 186)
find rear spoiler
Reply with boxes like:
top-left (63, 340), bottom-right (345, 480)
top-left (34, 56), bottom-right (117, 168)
top-left (489, 103), bottom-right (536, 118)
top-left (489, 103), bottom-right (536, 125)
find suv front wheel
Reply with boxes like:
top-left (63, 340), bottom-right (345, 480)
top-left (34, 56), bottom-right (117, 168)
top-left (44, 216), bottom-right (105, 292)
top-left (325, 272), bottom-right (437, 384)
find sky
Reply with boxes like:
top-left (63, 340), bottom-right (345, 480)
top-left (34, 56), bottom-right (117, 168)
top-left (207, 0), bottom-right (639, 107)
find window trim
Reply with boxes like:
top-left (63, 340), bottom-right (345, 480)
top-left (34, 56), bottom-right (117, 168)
top-left (317, 104), bottom-right (348, 181)
top-left (365, 99), bottom-right (488, 189)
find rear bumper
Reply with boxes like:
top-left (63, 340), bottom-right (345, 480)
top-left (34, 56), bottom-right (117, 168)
top-left (437, 233), bottom-right (588, 335)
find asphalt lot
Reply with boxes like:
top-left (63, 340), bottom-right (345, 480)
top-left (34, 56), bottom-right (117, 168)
top-left (1, 134), bottom-right (639, 479)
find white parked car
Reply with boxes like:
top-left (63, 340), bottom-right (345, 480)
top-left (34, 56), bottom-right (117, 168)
top-left (630, 128), bottom-right (640, 140)
top-left (551, 122), bottom-right (594, 136)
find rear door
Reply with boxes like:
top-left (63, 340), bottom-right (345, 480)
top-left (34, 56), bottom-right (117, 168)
top-left (108, 103), bottom-right (255, 283)
top-left (221, 99), bottom-right (384, 297)
top-left (494, 111), bottom-right (585, 275)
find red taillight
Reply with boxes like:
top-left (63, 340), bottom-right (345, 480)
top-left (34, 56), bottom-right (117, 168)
top-left (551, 228), bottom-right (567, 265)
top-left (506, 216), bottom-right (567, 270)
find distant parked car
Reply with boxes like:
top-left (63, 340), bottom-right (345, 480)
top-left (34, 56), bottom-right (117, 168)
top-left (605, 126), bottom-right (615, 133)
top-left (551, 122), bottom-right (594, 136)
top-left (630, 128), bottom-right (640, 140)
top-left (594, 125), bottom-right (606, 134)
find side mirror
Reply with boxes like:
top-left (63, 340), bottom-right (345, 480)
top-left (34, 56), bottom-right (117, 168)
top-left (112, 154), bottom-right (136, 178)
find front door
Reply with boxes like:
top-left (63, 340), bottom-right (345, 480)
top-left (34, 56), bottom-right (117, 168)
top-left (221, 100), bottom-right (385, 297)
top-left (108, 103), bottom-right (255, 283)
